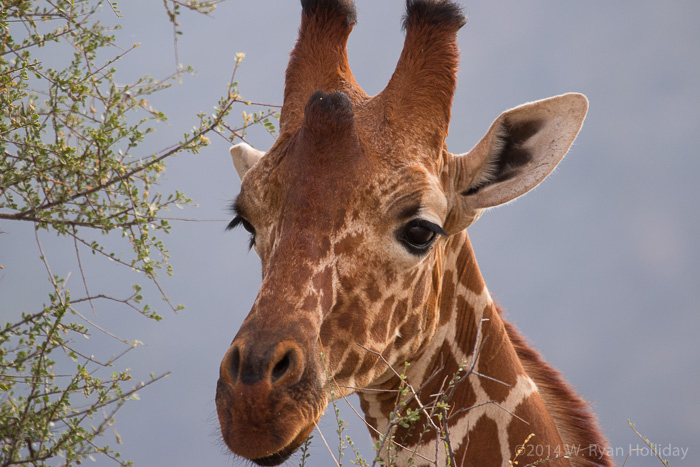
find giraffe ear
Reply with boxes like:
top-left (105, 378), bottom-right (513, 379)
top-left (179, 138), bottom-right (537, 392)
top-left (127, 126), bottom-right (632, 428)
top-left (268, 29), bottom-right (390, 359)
top-left (230, 143), bottom-right (264, 180)
top-left (448, 93), bottom-right (588, 230)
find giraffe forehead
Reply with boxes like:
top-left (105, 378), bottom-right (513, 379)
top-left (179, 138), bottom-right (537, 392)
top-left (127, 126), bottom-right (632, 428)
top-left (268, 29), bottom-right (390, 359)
top-left (244, 142), bottom-right (447, 231)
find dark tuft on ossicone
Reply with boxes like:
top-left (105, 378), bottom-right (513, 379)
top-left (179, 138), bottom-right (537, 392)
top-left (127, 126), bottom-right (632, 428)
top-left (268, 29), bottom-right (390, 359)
top-left (301, 0), bottom-right (357, 27)
top-left (403, 0), bottom-right (466, 31)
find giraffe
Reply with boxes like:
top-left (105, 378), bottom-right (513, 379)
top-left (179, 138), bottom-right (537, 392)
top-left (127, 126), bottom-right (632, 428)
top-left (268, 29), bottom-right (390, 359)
top-left (215, 0), bottom-right (612, 465)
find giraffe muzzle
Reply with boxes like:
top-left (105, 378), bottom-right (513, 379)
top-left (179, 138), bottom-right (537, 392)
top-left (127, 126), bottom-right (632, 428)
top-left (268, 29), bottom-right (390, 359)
top-left (215, 338), bottom-right (324, 465)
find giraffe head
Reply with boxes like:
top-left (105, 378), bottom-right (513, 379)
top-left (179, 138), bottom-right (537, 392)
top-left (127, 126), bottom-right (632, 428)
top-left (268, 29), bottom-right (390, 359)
top-left (215, 1), bottom-right (588, 464)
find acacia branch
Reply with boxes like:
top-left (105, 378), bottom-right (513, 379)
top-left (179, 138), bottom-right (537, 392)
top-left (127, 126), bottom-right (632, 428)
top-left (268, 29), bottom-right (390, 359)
top-left (6, 95), bottom-right (235, 221)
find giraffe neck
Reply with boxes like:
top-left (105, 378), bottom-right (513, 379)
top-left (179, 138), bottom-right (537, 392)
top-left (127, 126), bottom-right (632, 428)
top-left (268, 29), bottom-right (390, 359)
top-left (357, 231), bottom-right (572, 466)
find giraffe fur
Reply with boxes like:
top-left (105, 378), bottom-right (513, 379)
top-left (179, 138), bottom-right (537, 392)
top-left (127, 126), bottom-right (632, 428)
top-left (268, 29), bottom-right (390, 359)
top-left (217, 1), bottom-right (612, 465)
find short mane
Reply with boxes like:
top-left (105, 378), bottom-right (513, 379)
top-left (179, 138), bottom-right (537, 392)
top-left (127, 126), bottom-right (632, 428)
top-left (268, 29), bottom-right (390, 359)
top-left (499, 306), bottom-right (613, 466)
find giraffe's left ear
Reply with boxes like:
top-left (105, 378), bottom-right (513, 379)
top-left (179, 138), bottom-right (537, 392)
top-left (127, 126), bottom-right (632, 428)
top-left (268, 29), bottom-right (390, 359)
top-left (446, 93), bottom-right (588, 231)
top-left (230, 143), bottom-right (264, 180)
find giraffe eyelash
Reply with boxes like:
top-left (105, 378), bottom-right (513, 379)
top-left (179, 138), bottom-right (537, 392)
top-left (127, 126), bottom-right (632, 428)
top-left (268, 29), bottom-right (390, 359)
top-left (227, 215), bottom-right (256, 250)
top-left (408, 219), bottom-right (447, 237)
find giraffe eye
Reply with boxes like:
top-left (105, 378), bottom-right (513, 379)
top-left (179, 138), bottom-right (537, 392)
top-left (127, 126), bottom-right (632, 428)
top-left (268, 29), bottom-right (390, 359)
top-left (227, 215), bottom-right (256, 249)
top-left (399, 219), bottom-right (446, 254)
top-left (405, 225), bottom-right (435, 246)
top-left (239, 218), bottom-right (255, 235)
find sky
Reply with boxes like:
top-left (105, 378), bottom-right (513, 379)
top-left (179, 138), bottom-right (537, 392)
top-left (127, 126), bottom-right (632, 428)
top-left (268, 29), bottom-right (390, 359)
top-left (2, 1), bottom-right (699, 466)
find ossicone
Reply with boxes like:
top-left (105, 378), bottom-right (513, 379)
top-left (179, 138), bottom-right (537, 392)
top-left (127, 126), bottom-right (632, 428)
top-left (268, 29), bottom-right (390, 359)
top-left (301, 91), bottom-right (357, 141)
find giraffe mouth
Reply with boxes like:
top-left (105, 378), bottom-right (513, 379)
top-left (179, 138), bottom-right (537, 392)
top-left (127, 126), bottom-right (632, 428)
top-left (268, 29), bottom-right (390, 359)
top-left (248, 423), bottom-right (315, 466)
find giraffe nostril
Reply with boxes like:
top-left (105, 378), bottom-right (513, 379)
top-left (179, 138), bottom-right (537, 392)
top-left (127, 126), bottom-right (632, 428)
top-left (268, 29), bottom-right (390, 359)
top-left (271, 351), bottom-right (293, 384)
top-left (227, 345), bottom-right (241, 385)
top-left (223, 341), bottom-right (303, 387)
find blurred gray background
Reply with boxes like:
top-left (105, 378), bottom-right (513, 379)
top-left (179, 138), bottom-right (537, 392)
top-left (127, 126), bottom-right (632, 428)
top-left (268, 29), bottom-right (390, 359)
top-left (2, 0), bottom-right (698, 465)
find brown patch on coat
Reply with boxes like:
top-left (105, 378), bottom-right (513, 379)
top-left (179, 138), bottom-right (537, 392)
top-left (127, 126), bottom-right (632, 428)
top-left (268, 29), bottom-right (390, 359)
top-left (460, 415), bottom-right (503, 467)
